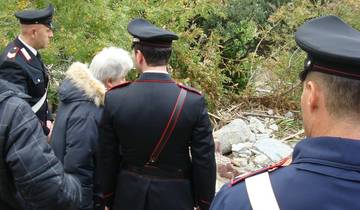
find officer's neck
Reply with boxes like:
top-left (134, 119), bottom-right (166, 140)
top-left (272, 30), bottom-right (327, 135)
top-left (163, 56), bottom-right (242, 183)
top-left (142, 66), bottom-right (168, 74)
top-left (18, 35), bottom-right (38, 55)
top-left (309, 114), bottom-right (360, 140)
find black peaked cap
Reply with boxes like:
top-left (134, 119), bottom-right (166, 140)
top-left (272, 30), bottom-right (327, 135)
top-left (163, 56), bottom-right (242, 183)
top-left (128, 18), bottom-right (178, 48)
top-left (295, 15), bottom-right (360, 80)
top-left (15, 4), bottom-right (54, 28)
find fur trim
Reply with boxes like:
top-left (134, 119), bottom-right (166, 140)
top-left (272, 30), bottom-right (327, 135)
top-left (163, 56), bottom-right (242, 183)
top-left (65, 62), bottom-right (106, 107)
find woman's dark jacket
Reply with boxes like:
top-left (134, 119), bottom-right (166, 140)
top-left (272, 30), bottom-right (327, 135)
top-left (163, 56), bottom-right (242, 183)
top-left (51, 62), bottom-right (105, 210)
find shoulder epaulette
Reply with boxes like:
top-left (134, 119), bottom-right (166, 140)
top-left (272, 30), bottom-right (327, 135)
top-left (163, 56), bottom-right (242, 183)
top-left (229, 156), bottom-right (292, 187)
top-left (6, 47), bottom-right (19, 59)
top-left (108, 81), bottom-right (132, 91)
top-left (19, 48), bottom-right (32, 61)
top-left (177, 83), bottom-right (202, 95)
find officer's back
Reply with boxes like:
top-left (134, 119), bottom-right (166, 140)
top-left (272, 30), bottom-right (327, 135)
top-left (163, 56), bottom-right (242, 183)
top-left (105, 75), bottom-right (204, 169)
top-left (98, 19), bottom-right (216, 210)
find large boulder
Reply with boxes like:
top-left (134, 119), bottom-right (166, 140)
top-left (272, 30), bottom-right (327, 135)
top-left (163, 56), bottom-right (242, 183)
top-left (214, 119), bottom-right (255, 154)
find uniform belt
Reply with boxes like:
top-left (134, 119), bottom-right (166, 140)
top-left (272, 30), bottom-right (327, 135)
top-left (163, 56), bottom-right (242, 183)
top-left (122, 164), bottom-right (189, 179)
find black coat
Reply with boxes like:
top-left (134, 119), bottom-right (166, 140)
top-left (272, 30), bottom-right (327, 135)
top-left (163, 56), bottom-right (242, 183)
top-left (51, 63), bottom-right (105, 210)
top-left (98, 72), bottom-right (216, 210)
top-left (0, 78), bottom-right (81, 210)
top-left (0, 37), bottom-right (51, 134)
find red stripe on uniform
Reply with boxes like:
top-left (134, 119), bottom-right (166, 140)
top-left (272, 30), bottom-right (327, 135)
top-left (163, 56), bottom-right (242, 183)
top-left (149, 89), bottom-right (182, 160)
top-left (313, 64), bottom-right (360, 79)
top-left (134, 80), bottom-right (175, 83)
top-left (156, 90), bottom-right (187, 157)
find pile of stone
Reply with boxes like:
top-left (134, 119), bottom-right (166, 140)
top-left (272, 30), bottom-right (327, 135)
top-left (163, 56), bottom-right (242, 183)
top-left (214, 116), bottom-right (300, 191)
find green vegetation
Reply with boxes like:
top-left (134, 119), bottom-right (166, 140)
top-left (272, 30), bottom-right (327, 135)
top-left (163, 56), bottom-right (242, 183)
top-left (1, 0), bottom-right (359, 111)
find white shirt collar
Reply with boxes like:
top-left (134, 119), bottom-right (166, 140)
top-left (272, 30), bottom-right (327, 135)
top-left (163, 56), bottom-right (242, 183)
top-left (18, 36), bottom-right (37, 56)
top-left (143, 70), bottom-right (169, 74)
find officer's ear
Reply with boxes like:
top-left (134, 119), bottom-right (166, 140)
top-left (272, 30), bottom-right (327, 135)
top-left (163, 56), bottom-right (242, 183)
top-left (303, 79), bottom-right (321, 112)
top-left (30, 26), bottom-right (38, 39)
top-left (134, 49), bottom-right (145, 65)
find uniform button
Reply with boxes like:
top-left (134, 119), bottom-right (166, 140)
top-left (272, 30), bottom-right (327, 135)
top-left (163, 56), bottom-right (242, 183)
top-left (37, 79), bottom-right (41, 82)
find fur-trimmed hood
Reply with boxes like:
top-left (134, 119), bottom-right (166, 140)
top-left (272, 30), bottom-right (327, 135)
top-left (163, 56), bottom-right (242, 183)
top-left (59, 62), bottom-right (106, 107)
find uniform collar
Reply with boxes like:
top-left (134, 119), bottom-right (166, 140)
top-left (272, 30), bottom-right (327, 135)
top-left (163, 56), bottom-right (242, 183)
top-left (137, 72), bottom-right (173, 82)
top-left (293, 137), bottom-right (360, 172)
top-left (293, 137), bottom-right (360, 168)
top-left (17, 36), bottom-right (37, 56)
top-left (142, 70), bottom-right (169, 74)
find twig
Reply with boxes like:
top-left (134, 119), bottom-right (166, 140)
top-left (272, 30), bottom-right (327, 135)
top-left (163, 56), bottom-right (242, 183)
top-left (288, 47), bottom-right (301, 68)
top-left (249, 22), bottom-right (280, 74)
top-left (281, 129), bottom-right (304, 141)
top-left (242, 112), bottom-right (284, 119)
top-left (279, 81), bottom-right (302, 97)
top-left (208, 112), bottom-right (222, 120)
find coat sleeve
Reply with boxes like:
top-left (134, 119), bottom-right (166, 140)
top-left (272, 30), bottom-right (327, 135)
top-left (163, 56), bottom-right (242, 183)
top-left (5, 99), bottom-right (81, 210)
top-left (0, 61), bottom-right (28, 94)
top-left (64, 114), bottom-right (99, 210)
top-left (190, 96), bottom-right (216, 210)
top-left (97, 96), bottom-right (120, 207)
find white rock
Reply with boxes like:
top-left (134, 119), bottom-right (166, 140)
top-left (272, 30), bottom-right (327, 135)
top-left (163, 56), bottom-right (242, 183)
top-left (269, 124), bottom-right (279, 131)
top-left (255, 133), bottom-right (271, 140)
top-left (253, 138), bottom-right (293, 162)
top-left (232, 157), bottom-right (248, 167)
top-left (232, 142), bottom-right (252, 153)
top-left (214, 119), bottom-right (255, 154)
top-left (253, 154), bottom-right (272, 167)
top-left (236, 153), bottom-right (251, 159)
top-left (285, 111), bottom-right (294, 118)
top-left (267, 109), bottom-right (274, 115)
top-left (249, 117), bottom-right (267, 134)
top-left (216, 177), bottom-right (227, 192)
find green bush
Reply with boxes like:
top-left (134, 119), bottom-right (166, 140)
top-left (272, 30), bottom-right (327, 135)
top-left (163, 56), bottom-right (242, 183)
top-left (243, 0), bottom-right (360, 110)
top-left (1, 0), bottom-right (359, 111)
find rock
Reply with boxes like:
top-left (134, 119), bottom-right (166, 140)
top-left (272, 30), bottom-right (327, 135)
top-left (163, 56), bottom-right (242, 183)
top-left (216, 177), bottom-right (227, 192)
top-left (232, 142), bottom-right (248, 152)
top-left (269, 124), bottom-right (279, 131)
top-left (215, 153), bottom-right (235, 191)
top-left (232, 157), bottom-right (249, 168)
top-left (253, 138), bottom-right (293, 162)
top-left (249, 117), bottom-right (267, 134)
top-left (236, 153), bottom-right (251, 159)
top-left (215, 152), bottom-right (231, 165)
top-left (253, 154), bottom-right (272, 167)
top-left (267, 109), bottom-right (274, 115)
top-left (214, 119), bottom-right (255, 154)
top-left (285, 111), bottom-right (294, 118)
top-left (217, 162), bottom-right (241, 179)
top-left (255, 133), bottom-right (271, 140)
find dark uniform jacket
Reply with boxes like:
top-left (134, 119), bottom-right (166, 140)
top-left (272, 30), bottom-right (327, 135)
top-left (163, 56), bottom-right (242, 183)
top-left (210, 137), bottom-right (360, 210)
top-left (98, 72), bottom-right (216, 210)
top-left (51, 63), bottom-right (105, 210)
top-left (0, 78), bottom-right (81, 210)
top-left (0, 37), bottom-right (51, 134)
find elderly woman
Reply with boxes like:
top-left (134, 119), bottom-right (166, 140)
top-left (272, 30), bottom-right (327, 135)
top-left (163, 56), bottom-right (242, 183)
top-left (50, 47), bottom-right (133, 210)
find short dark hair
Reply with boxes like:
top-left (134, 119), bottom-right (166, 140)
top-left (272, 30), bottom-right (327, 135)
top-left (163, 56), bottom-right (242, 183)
top-left (133, 43), bottom-right (172, 66)
top-left (308, 72), bottom-right (360, 119)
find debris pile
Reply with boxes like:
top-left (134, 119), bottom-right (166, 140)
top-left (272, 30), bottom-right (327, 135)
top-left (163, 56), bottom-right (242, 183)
top-left (214, 112), bottom-right (303, 191)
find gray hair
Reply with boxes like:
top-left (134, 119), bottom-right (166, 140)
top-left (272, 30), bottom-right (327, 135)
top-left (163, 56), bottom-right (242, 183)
top-left (89, 47), bottom-right (133, 83)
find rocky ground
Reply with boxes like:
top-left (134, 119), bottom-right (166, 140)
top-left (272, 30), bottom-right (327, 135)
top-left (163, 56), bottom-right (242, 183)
top-left (212, 110), bottom-right (304, 191)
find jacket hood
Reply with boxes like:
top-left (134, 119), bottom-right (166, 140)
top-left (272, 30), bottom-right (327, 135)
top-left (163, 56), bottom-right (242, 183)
top-left (59, 62), bottom-right (106, 107)
top-left (0, 79), bottom-right (30, 103)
